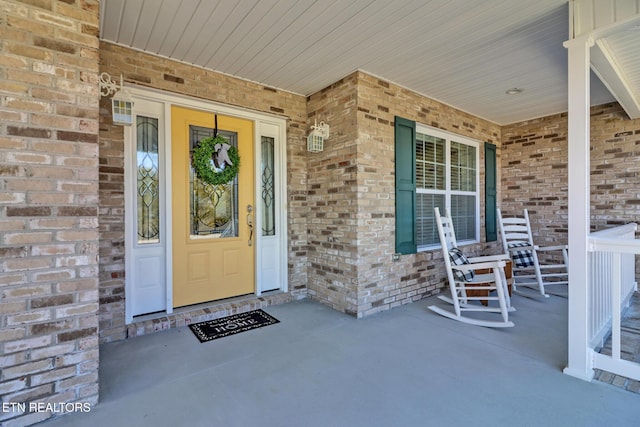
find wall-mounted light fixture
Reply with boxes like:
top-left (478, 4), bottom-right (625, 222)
top-left (99, 72), bottom-right (134, 126)
top-left (307, 119), bottom-right (330, 153)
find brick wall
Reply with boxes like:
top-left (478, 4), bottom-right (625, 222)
top-left (305, 71), bottom-right (503, 317)
top-left (590, 103), bottom-right (640, 230)
top-left (98, 42), bottom-right (309, 341)
top-left (501, 102), bottom-right (640, 246)
top-left (353, 72), bottom-right (502, 317)
top-left (96, 91), bottom-right (124, 343)
top-left (306, 75), bottom-right (360, 315)
top-left (0, 1), bottom-right (100, 426)
top-left (501, 112), bottom-right (569, 246)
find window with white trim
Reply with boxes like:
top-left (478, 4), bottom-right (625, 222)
top-left (415, 125), bottom-right (480, 249)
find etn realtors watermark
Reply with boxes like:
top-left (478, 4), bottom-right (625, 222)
top-left (2, 402), bottom-right (91, 414)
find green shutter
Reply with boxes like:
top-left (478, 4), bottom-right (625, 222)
top-left (484, 142), bottom-right (497, 242)
top-left (395, 116), bottom-right (417, 254)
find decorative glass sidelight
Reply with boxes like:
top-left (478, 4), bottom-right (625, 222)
top-left (189, 126), bottom-right (238, 238)
top-left (136, 116), bottom-right (160, 244)
top-left (261, 136), bottom-right (275, 236)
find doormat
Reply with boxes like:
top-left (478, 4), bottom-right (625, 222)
top-left (188, 309), bottom-right (280, 343)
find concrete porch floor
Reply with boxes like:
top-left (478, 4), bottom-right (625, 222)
top-left (43, 293), bottom-right (640, 427)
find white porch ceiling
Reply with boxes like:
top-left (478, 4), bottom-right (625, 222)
top-left (99, 0), bottom-right (640, 125)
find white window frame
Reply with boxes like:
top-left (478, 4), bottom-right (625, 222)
top-left (416, 124), bottom-right (480, 251)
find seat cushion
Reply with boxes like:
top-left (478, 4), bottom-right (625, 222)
top-left (508, 242), bottom-right (535, 268)
top-left (449, 247), bottom-right (475, 282)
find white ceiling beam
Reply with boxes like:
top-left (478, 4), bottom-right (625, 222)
top-left (591, 38), bottom-right (640, 119)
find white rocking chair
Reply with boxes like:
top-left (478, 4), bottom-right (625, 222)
top-left (429, 207), bottom-right (515, 328)
top-left (497, 208), bottom-right (568, 298)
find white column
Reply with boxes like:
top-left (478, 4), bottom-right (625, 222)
top-left (562, 35), bottom-right (594, 381)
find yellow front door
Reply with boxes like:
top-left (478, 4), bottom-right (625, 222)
top-left (171, 106), bottom-right (255, 307)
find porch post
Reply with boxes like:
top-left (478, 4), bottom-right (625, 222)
top-left (562, 35), bottom-right (594, 381)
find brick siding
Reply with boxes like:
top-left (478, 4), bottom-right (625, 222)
top-left (589, 103), bottom-right (640, 230)
top-left (307, 71), bottom-right (503, 317)
top-left (502, 102), bottom-right (640, 272)
top-left (305, 74), bottom-right (359, 315)
top-left (354, 72), bottom-right (503, 317)
top-left (501, 112), bottom-right (569, 245)
top-left (502, 102), bottom-right (640, 244)
top-left (0, 1), bottom-right (100, 425)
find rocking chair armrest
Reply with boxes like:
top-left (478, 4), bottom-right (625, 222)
top-left (467, 254), bottom-right (511, 263)
top-left (536, 244), bottom-right (568, 252)
top-left (452, 260), bottom-right (505, 272)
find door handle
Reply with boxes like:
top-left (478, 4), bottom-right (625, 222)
top-left (247, 204), bottom-right (253, 247)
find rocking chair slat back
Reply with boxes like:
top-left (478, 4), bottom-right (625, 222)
top-left (428, 207), bottom-right (515, 328)
top-left (497, 208), bottom-right (568, 298)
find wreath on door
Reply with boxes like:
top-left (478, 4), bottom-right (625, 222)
top-left (192, 136), bottom-right (241, 185)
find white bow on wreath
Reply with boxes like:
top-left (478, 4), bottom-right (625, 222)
top-left (212, 142), bottom-right (233, 170)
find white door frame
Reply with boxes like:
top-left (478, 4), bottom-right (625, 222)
top-left (124, 86), bottom-right (288, 323)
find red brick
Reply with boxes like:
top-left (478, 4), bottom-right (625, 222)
top-left (6, 126), bottom-right (52, 139)
top-left (6, 206), bottom-right (51, 217)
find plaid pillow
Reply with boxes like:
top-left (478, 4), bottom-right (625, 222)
top-left (508, 242), bottom-right (535, 268)
top-left (449, 247), bottom-right (475, 282)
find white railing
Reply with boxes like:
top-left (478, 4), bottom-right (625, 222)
top-left (588, 223), bottom-right (639, 380)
